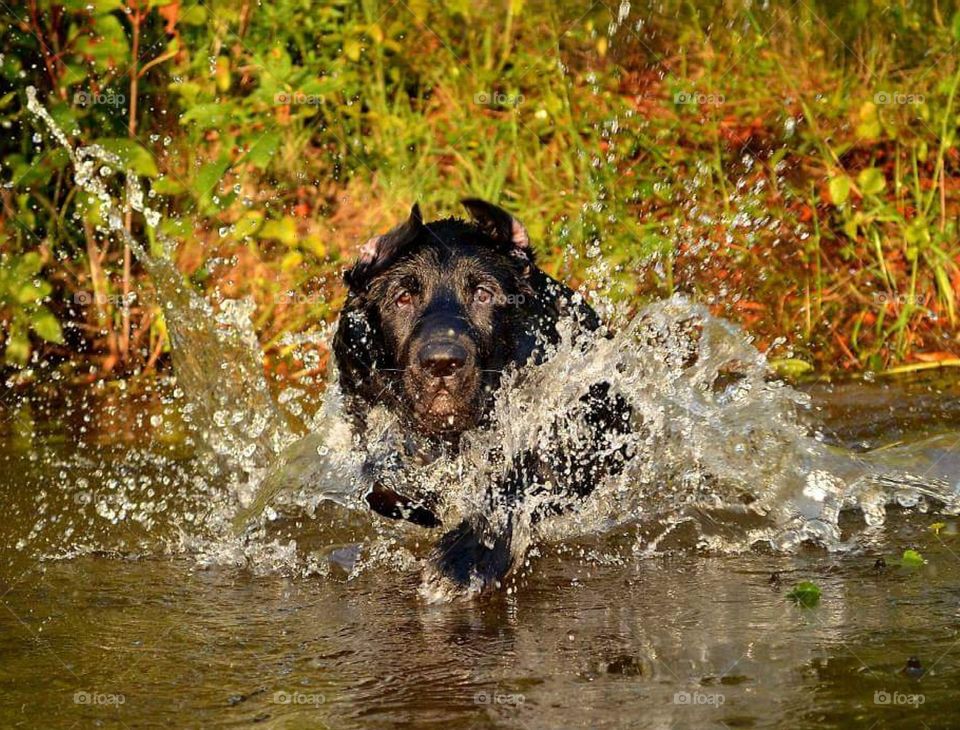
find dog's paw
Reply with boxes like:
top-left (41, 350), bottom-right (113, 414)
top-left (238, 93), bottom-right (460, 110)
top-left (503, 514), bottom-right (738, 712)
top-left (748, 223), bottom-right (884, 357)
top-left (418, 519), bottom-right (515, 602)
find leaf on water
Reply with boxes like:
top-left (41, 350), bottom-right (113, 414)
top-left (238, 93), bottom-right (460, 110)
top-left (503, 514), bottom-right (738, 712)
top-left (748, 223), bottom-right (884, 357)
top-left (215, 57), bottom-right (231, 92)
top-left (901, 549), bottom-right (925, 567)
top-left (787, 581), bottom-right (821, 608)
top-left (16, 252), bottom-right (44, 278)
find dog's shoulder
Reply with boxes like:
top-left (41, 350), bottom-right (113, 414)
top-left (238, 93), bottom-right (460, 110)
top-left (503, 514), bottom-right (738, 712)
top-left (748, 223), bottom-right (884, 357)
top-left (512, 266), bottom-right (601, 367)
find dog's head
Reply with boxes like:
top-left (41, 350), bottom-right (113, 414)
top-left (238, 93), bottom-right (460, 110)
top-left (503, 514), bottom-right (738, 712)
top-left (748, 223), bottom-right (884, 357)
top-left (334, 200), bottom-right (536, 437)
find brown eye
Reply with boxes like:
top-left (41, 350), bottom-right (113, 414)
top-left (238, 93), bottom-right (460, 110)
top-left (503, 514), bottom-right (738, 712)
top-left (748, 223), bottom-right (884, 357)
top-left (396, 290), bottom-right (413, 307)
top-left (474, 286), bottom-right (493, 305)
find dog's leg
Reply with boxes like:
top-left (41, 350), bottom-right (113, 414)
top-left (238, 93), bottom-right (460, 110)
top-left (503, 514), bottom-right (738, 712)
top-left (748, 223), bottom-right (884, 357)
top-left (365, 482), bottom-right (442, 528)
top-left (420, 511), bottom-right (529, 601)
top-left (420, 383), bottom-right (631, 600)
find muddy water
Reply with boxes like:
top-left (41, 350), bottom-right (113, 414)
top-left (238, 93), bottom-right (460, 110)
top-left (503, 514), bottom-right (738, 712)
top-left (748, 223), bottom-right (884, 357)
top-left (2, 377), bottom-right (960, 729)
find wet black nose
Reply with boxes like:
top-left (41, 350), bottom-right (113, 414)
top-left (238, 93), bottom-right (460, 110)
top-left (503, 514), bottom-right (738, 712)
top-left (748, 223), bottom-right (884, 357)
top-left (418, 341), bottom-right (468, 378)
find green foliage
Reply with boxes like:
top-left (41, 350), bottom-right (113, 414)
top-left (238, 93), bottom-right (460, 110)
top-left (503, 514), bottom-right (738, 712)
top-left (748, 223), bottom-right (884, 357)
top-left (0, 248), bottom-right (63, 366)
top-left (1, 0), bottom-right (960, 377)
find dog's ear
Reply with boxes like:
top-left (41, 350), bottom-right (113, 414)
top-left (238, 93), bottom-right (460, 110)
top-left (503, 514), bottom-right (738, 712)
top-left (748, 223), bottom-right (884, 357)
top-left (332, 300), bottom-right (395, 418)
top-left (461, 198), bottom-right (533, 266)
top-left (345, 203), bottom-right (424, 291)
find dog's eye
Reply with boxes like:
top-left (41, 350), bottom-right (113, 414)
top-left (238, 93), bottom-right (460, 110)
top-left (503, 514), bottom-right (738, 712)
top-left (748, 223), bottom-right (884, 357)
top-left (395, 290), bottom-right (413, 307)
top-left (474, 286), bottom-right (494, 305)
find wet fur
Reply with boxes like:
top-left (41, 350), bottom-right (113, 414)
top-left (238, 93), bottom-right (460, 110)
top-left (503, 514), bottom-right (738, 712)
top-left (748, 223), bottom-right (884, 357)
top-left (332, 201), bottom-right (628, 599)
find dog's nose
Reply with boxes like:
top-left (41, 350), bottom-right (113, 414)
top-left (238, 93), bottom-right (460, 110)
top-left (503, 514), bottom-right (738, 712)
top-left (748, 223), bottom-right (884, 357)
top-left (418, 341), bottom-right (468, 378)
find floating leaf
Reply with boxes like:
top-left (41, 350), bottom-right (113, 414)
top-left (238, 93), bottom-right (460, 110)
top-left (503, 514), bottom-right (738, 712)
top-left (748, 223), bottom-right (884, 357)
top-left (15, 279), bottom-right (51, 304)
top-left (787, 581), bottom-right (821, 607)
top-left (901, 549), bottom-right (925, 567)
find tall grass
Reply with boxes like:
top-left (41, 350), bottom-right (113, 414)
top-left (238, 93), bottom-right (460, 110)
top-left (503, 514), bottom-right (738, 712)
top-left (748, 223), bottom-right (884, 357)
top-left (1, 0), bottom-right (959, 380)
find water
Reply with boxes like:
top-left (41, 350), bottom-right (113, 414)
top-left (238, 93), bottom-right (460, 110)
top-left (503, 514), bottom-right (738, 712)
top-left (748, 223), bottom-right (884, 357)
top-left (3, 385), bottom-right (960, 728)
top-left (5, 89), bottom-right (960, 726)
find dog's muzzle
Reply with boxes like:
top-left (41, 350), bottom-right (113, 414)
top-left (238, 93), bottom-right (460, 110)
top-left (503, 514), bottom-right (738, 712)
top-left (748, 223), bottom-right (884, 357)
top-left (416, 339), bottom-right (469, 378)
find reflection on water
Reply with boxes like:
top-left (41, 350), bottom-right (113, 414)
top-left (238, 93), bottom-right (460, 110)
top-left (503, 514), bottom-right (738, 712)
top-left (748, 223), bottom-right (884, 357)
top-left (2, 530), bottom-right (958, 729)
top-left (2, 380), bottom-right (960, 728)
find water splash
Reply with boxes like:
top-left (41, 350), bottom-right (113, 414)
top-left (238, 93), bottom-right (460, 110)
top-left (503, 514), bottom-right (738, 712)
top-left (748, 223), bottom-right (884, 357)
top-left (15, 87), bottom-right (960, 593)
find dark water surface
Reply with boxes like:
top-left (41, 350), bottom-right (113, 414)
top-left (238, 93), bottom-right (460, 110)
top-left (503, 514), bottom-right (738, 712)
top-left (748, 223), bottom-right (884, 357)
top-left (2, 376), bottom-right (960, 729)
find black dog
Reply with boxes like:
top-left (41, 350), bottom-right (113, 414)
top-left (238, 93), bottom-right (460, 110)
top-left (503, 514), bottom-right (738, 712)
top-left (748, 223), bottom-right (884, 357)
top-left (333, 200), bottom-right (630, 597)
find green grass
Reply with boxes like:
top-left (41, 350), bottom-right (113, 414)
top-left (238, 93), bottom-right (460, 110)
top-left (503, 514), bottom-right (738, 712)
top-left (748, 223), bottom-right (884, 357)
top-left (2, 0), bottom-right (960, 380)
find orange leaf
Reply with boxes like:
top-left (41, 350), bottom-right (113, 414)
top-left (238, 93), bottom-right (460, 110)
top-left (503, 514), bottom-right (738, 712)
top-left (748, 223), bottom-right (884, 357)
top-left (158, 0), bottom-right (180, 34)
top-left (913, 351), bottom-right (959, 363)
